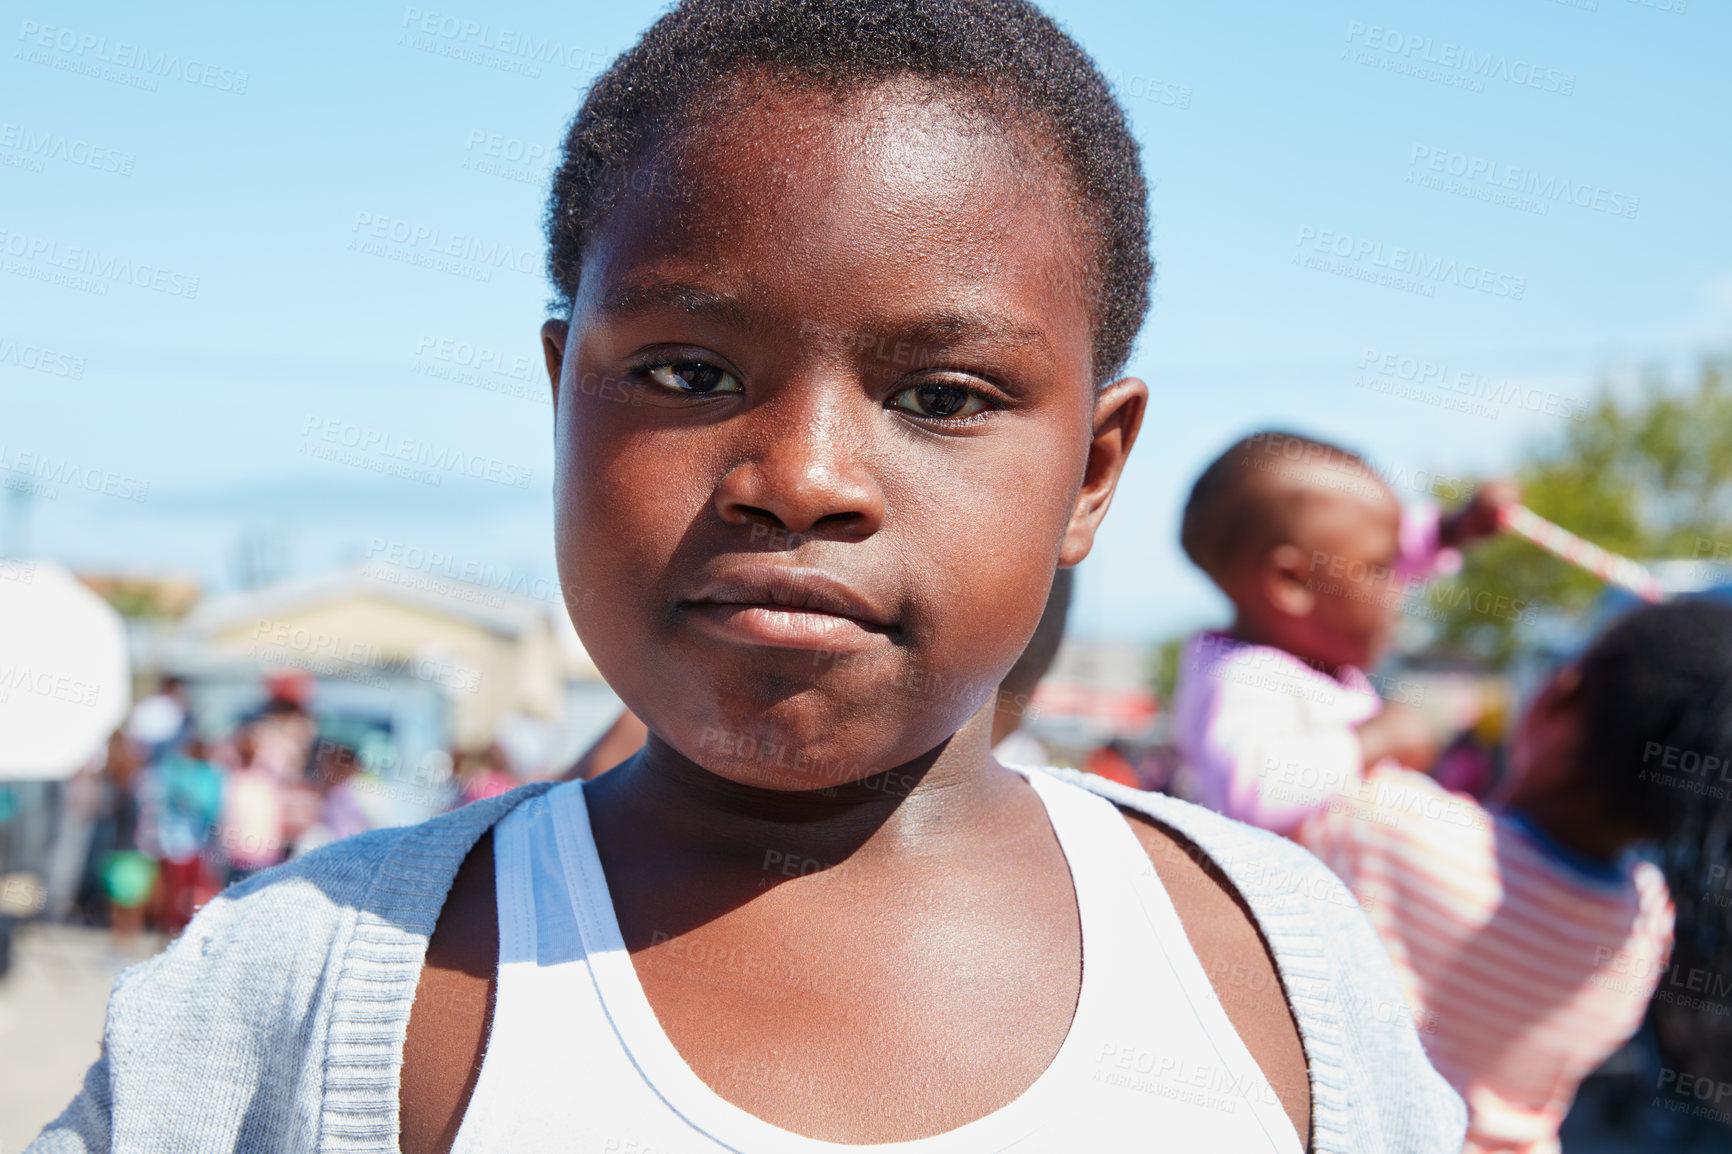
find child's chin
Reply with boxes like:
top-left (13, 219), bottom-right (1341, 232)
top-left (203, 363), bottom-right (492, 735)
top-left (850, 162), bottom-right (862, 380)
top-left (707, 762), bottom-right (875, 794)
top-left (671, 716), bottom-right (945, 796)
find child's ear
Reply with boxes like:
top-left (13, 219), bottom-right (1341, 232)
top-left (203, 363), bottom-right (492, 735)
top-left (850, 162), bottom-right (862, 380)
top-left (1531, 664), bottom-right (1584, 722)
top-left (1506, 663), bottom-right (1584, 794)
top-left (541, 319), bottom-right (570, 414)
top-left (1263, 544), bottom-right (1316, 618)
top-left (1057, 377), bottom-right (1147, 566)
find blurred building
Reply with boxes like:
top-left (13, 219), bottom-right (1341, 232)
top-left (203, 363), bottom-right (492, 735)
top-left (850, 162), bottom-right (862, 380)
top-left (136, 565), bottom-right (621, 802)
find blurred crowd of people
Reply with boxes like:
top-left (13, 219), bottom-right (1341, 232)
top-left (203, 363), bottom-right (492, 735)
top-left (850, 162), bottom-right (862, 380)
top-left (32, 671), bottom-right (525, 952)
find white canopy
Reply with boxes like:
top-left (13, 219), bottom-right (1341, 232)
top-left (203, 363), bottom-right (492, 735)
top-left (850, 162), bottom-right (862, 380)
top-left (0, 560), bottom-right (131, 780)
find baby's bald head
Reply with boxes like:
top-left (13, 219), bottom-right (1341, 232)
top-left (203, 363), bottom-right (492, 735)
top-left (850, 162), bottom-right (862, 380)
top-left (1181, 431), bottom-right (1389, 583)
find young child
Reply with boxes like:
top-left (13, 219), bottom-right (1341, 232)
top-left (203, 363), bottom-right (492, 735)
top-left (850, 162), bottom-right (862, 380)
top-left (1296, 599), bottom-right (1732, 1153)
top-left (35, 5), bottom-right (1463, 1152)
top-left (1173, 430), bottom-right (1512, 834)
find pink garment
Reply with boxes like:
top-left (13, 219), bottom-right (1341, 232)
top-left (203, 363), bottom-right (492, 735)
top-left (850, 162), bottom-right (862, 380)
top-left (1396, 501), bottom-right (1462, 581)
top-left (459, 768), bottom-right (517, 806)
top-left (1298, 768), bottom-right (1674, 1154)
top-left (1173, 631), bottom-right (1382, 834)
top-left (1174, 505), bottom-right (1453, 834)
top-left (219, 765), bottom-right (287, 870)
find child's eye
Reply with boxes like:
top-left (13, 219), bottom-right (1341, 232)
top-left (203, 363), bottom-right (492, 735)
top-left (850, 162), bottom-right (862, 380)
top-left (645, 361), bottom-right (742, 396)
top-left (887, 382), bottom-right (990, 420)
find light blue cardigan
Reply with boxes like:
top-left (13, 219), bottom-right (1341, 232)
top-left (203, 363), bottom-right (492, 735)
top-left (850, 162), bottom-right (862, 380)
top-left (30, 769), bottom-right (1465, 1153)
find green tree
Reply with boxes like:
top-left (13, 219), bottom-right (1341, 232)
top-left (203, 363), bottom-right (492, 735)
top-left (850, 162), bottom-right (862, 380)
top-left (1426, 355), bottom-right (1732, 664)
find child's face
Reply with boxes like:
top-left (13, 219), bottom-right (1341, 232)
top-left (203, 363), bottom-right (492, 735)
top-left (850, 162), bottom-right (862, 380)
top-left (1274, 475), bottom-right (1404, 671)
top-left (543, 78), bottom-right (1144, 789)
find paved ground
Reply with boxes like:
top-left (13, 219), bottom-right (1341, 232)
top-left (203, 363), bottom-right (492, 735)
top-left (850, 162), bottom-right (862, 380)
top-left (0, 923), bottom-right (163, 1153)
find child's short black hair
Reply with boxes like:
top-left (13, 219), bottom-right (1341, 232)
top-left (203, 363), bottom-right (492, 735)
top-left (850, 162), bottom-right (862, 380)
top-left (546, 0), bottom-right (1152, 384)
top-left (1179, 430), bottom-right (1373, 579)
top-left (1578, 598), bottom-right (1732, 836)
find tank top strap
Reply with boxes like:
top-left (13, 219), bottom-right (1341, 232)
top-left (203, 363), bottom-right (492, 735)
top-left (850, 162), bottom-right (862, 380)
top-left (1011, 766), bottom-right (1305, 1154)
top-left (490, 791), bottom-right (538, 964)
top-left (1015, 766), bottom-right (1159, 882)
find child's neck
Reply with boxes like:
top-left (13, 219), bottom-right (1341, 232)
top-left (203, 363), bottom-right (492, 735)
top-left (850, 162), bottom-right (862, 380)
top-left (1498, 788), bottom-right (1633, 865)
top-left (1226, 617), bottom-right (1348, 681)
top-left (585, 721), bottom-right (1020, 870)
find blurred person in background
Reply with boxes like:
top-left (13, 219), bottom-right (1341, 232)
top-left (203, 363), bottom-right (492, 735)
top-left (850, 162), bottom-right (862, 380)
top-left (1081, 738), bottom-right (1141, 790)
top-left (216, 726), bottom-right (287, 884)
top-left (85, 731), bottom-right (155, 950)
top-left (123, 675), bottom-right (193, 765)
top-left (1173, 430), bottom-right (1513, 835)
top-left (1296, 599), bottom-right (1732, 1154)
top-left (136, 735), bottom-right (225, 935)
top-left (1430, 689), bottom-right (1509, 802)
top-left (247, 672), bottom-right (318, 780)
top-left (293, 740), bottom-right (372, 856)
top-left (452, 743), bottom-right (519, 807)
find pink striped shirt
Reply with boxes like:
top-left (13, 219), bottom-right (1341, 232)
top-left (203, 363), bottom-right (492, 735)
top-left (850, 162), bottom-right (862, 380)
top-left (1297, 767), bottom-right (1674, 1154)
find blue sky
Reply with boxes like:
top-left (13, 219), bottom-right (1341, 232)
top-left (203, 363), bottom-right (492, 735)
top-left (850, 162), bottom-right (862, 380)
top-left (4, 0), bottom-right (1728, 642)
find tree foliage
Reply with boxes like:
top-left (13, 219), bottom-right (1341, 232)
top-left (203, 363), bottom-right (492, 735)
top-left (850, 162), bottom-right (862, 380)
top-left (1427, 356), bottom-right (1732, 664)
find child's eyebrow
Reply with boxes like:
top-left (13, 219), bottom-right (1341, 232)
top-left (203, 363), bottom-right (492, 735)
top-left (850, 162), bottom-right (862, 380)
top-left (597, 279), bottom-right (768, 335)
top-left (597, 278), bottom-right (1053, 355)
top-left (897, 313), bottom-right (1052, 356)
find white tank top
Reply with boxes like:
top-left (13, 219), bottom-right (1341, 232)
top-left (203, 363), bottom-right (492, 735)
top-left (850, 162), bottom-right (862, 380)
top-left (452, 769), bottom-right (1305, 1153)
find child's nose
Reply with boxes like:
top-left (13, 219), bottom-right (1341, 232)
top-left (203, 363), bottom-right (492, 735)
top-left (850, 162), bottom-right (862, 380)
top-left (712, 400), bottom-right (886, 540)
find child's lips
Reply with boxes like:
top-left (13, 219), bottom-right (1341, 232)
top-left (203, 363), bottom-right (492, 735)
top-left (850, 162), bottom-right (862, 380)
top-left (679, 565), bottom-right (897, 652)
top-left (683, 603), bottom-right (889, 651)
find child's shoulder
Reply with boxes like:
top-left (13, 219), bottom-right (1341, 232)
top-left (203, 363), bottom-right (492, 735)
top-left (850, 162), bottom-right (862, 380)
top-left (1035, 767), bottom-right (1469, 1153)
top-left (41, 783), bottom-right (555, 1153)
